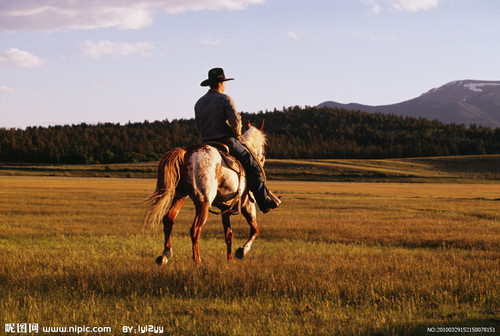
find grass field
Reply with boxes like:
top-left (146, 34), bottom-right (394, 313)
top-left (1, 176), bottom-right (499, 335)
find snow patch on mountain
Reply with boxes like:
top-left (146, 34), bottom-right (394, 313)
top-left (464, 82), bottom-right (500, 92)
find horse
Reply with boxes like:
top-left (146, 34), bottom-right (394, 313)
top-left (142, 122), bottom-right (267, 265)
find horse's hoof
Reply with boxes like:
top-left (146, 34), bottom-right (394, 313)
top-left (235, 247), bottom-right (244, 259)
top-left (155, 255), bottom-right (168, 266)
top-left (164, 249), bottom-right (172, 259)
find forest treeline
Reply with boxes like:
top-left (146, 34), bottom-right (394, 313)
top-left (1, 106), bottom-right (499, 164)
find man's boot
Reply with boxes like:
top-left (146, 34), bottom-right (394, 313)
top-left (251, 177), bottom-right (281, 213)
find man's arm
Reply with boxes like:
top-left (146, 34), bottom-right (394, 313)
top-left (224, 96), bottom-right (242, 138)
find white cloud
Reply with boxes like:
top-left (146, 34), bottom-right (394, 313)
top-left (0, 48), bottom-right (46, 67)
top-left (80, 40), bottom-right (154, 59)
top-left (0, 85), bottom-right (14, 93)
top-left (199, 37), bottom-right (220, 46)
top-left (0, 0), bottom-right (266, 32)
top-left (362, 0), bottom-right (441, 13)
top-left (352, 32), bottom-right (398, 42)
top-left (287, 31), bottom-right (300, 40)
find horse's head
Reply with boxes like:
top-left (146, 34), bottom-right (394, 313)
top-left (242, 120), bottom-right (267, 165)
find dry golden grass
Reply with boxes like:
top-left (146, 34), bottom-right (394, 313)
top-left (1, 176), bottom-right (499, 335)
top-left (264, 181), bottom-right (500, 250)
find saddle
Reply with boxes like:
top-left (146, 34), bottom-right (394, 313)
top-left (205, 142), bottom-right (247, 215)
top-left (205, 142), bottom-right (245, 177)
top-left (204, 141), bottom-right (278, 214)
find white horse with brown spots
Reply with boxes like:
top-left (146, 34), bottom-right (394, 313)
top-left (142, 123), bottom-right (267, 265)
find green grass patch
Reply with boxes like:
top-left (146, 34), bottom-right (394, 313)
top-left (1, 154), bottom-right (499, 182)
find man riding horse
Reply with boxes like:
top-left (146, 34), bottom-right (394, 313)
top-left (195, 68), bottom-right (280, 213)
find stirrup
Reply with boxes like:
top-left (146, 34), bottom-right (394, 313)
top-left (260, 189), bottom-right (281, 213)
top-left (267, 189), bottom-right (281, 207)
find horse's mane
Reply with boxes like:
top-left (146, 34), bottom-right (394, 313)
top-left (241, 126), bottom-right (266, 153)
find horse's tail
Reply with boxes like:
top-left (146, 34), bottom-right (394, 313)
top-left (142, 147), bottom-right (186, 232)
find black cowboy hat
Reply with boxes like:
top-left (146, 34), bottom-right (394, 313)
top-left (200, 67), bottom-right (234, 87)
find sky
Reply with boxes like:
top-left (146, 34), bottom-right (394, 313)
top-left (1, 0), bottom-right (499, 129)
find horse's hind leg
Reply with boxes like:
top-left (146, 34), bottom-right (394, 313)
top-left (222, 213), bottom-right (233, 260)
top-left (190, 199), bottom-right (210, 264)
top-left (236, 203), bottom-right (259, 259)
top-left (156, 197), bottom-right (186, 266)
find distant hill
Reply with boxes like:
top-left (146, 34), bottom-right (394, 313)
top-left (318, 80), bottom-right (500, 128)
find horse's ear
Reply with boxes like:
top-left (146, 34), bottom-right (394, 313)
top-left (257, 120), bottom-right (264, 130)
top-left (246, 120), bottom-right (251, 129)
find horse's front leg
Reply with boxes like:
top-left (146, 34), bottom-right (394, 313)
top-left (235, 202), bottom-right (259, 259)
top-left (156, 197), bottom-right (186, 266)
top-left (222, 212), bottom-right (233, 260)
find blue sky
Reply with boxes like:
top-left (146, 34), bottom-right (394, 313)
top-left (1, 0), bottom-right (499, 128)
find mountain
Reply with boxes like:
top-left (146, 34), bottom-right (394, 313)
top-left (318, 80), bottom-right (500, 128)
